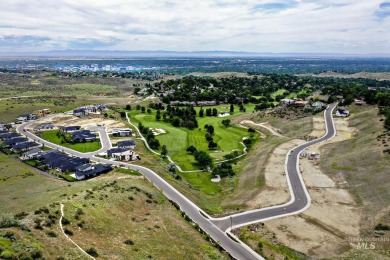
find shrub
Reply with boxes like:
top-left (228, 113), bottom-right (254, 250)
top-left (30, 250), bottom-right (43, 259)
top-left (61, 217), bottom-right (70, 225)
top-left (46, 231), bottom-right (57, 237)
top-left (64, 228), bottom-right (73, 236)
top-left (18, 252), bottom-right (33, 260)
top-left (124, 239), bottom-right (134, 245)
top-left (0, 250), bottom-right (14, 259)
top-left (3, 231), bottom-right (15, 240)
top-left (14, 211), bottom-right (28, 220)
top-left (375, 223), bottom-right (390, 231)
top-left (0, 214), bottom-right (19, 228)
top-left (86, 247), bottom-right (99, 257)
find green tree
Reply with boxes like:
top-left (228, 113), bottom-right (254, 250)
top-left (86, 248), bottom-right (99, 257)
top-left (147, 108), bottom-right (152, 114)
top-left (134, 87), bottom-right (141, 94)
top-left (193, 151), bottom-right (212, 169)
top-left (161, 145), bottom-right (168, 157)
top-left (186, 145), bottom-right (197, 154)
top-left (385, 112), bottom-right (390, 131)
top-left (212, 108), bottom-right (218, 116)
top-left (125, 104), bottom-right (132, 110)
top-left (141, 106), bottom-right (146, 113)
top-left (199, 108), bottom-right (204, 117)
top-left (230, 104), bottom-right (234, 113)
top-left (221, 119), bottom-right (230, 127)
top-left (208, 141), bottom-right (217, 150)
top-left (156, 110), bottom-right (161, 121)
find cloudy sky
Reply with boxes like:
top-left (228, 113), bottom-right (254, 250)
top-left (0, 0), bottom-right (389, 54)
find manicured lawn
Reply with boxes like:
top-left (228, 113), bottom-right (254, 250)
top-left (180, 171), bottom-right (222, 195)
top-left (41, 130), bottom-right (102, 153)
top-left (128, 104), bottom-right (255, 171)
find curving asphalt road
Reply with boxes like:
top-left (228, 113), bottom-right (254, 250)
top-left (16, 103), bottom-right (338, 260)
top-left (210, 103), bottom-right (337, 231)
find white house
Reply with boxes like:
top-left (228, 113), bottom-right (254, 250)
top-left (16, 114), bottom-right (36, 122)
top-left (280, 98), bottom-right (295, 106)
top-left (311, 101), bottom-right (325, 108)
top-left (21, 148), bottom-right (43, 160)
top-left (112, 128), bottom-right (132, 137)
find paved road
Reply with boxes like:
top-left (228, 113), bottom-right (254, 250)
top-left (16, 104), bottom-right (338, 260)
top-left (210, 103), bottom-right (338, 231)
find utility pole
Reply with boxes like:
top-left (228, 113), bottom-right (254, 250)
top-left (230, 216), bottom-right (232, 230)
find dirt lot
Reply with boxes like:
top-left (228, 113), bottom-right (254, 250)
top-left (241, 115), bottom-right (362, 258)
top-left (245, 139), bottom-right (304, 209)
top-left (31, 114), bottom-right (126, 131)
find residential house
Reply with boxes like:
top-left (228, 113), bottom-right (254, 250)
top-left (57, 158), bottom-right (89, 173)
top-left (311, 101), bottom-right (325, 109)
top-left (116, 140), bottom-right (136, 149)
top-left (112, 150), bottom-right (140, 161)
top-left (170, 101), bottom-right (196, 106)
top-left (11, 142), bottom-right (40, 153)
top-left (39, 151), bottom-right (89, 172)
top-left (16, 114), bottom-right (36, 122)
top-left (35, 123), bottom-right (55, 131)
top-left (60, 126), bottom-right (81, 134)
top-left (71, 130), bottom-right (97, 142)
top-left (106, 147), bottom-right (140, 161)
top-left (196, 101), bottom-right (216, 106)
top-left (280, 98), bottom-right (295, 106)
top-left (73, 108), bottom-right (87, 117)
top-left (0, 132), bottom-right (20, 140)
top-left (112, 128), bottom-right (132, 137)
top-left (107, 148), bottom-right (129, 158)
top-left (21, 148), bottom-right (44, 160)
top-left (335, 109), bottom-right (350, 117)
top-left (2, 124), bottom-right (13, 131)
top-left (354, 99), bottom-right (366, 106)
top-left (74, 164), bottom-right (112, 180)
top-left (3, 137), bottom-right (28, 148)
top-left (293, 99), bottom-right (308, 107)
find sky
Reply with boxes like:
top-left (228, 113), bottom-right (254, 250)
top-left (0, 0), bottom-right (389, 54)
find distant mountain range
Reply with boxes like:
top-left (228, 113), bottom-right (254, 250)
top-left (0, 50), bottom-right (389, 58)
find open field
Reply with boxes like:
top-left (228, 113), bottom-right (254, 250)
top-left (0, 153), bottom-right (103, 214)
top-left (320, 105), bottom-right (390, 232)
top-left (300, 71), bottom-right (390, 81)
top-left (41, 129), bottom-right (102, 153)
top-left (61, 178), bottom-right (228, 259)
top-left (0, 159), bottom-right (228, 259)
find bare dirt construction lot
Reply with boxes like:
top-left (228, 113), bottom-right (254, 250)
top-left (238, 115), bottom-right (364, 258)
top-left (31, 114), bottom-right (126, 131)
top-left (245, 139), bottom-right (304, 209)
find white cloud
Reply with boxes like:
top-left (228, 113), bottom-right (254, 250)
top-left (0, 0), bottom-right (388, 53)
